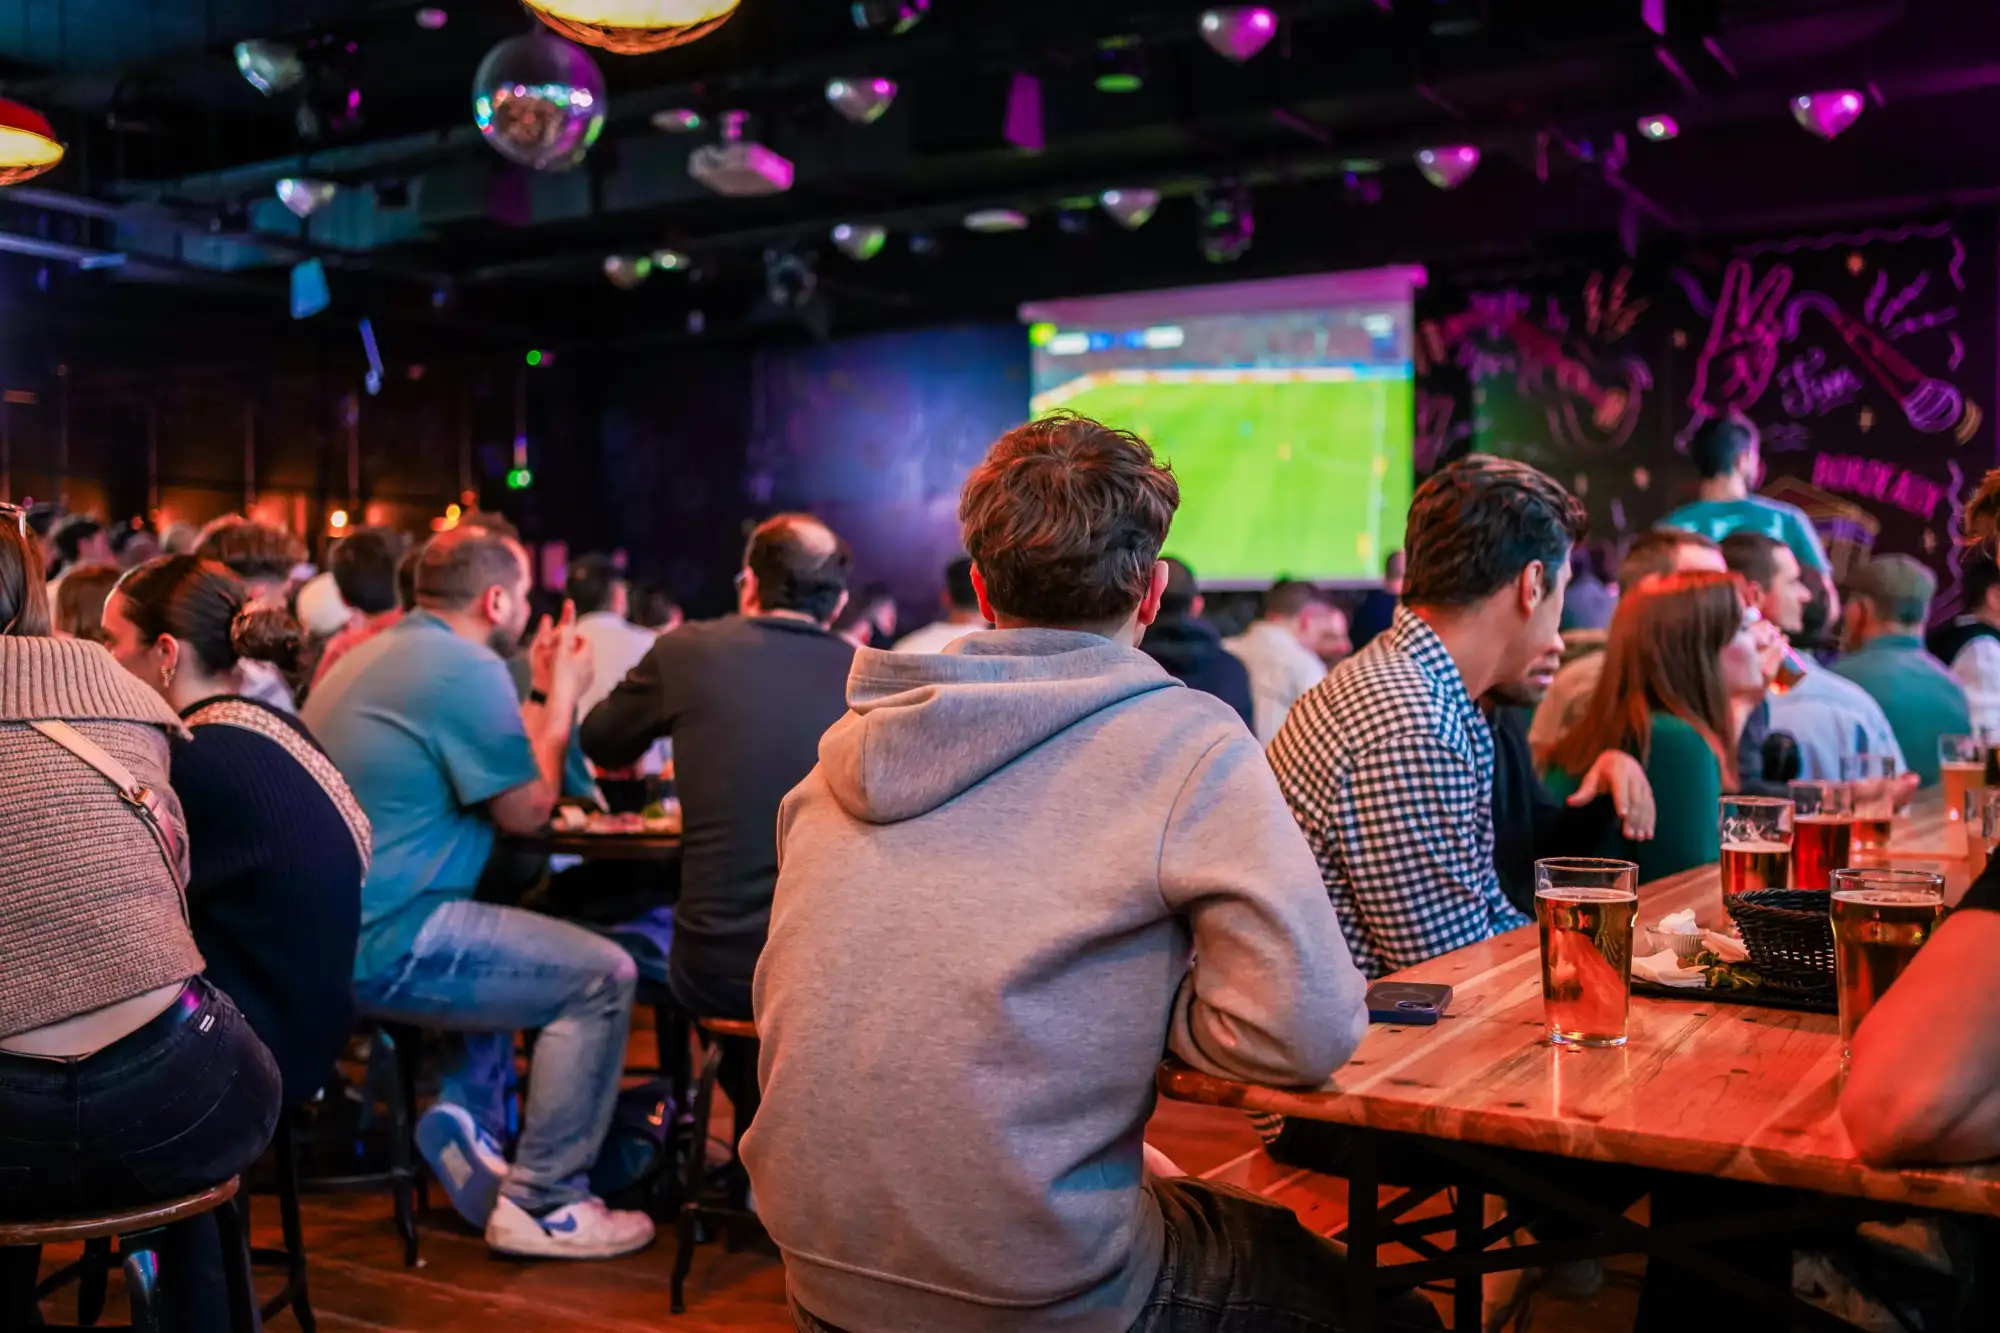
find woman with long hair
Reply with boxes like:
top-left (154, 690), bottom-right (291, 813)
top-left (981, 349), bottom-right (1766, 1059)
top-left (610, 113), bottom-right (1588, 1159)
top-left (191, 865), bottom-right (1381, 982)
top-left (0, 510), bottom-right (280, 1325)
top-left (1544, 570), bottom-right (1771, 879)
top-left (101, 556), bottom-right (369, 1109)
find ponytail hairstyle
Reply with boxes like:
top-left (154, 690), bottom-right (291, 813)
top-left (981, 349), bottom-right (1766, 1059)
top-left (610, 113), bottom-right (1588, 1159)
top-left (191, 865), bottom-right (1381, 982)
top-left (115, 555), bottom-right (303, 677)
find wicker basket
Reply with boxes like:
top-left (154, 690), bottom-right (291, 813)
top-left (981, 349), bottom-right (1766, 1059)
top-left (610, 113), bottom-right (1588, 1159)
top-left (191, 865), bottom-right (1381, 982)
top-left (1724, 889), bottom-right (1837, 996)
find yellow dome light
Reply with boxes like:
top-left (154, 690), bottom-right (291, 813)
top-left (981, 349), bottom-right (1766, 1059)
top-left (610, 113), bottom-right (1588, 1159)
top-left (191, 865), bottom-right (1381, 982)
top-left (524, 0), bottom-right (740, 55)
top-left (0, 98), bottom-right (64, 186)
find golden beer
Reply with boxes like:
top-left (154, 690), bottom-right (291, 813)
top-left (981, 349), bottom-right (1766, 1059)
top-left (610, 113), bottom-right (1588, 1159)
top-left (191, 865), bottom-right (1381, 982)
top-left (1942, 760), bottom-right (1983, 849)
top-left (1792, 815), bottom-right (1853, 891)
top-left (1831, 880), bottom-right (1944, 1053)
top-left (1852, 816), bottom-right (1894, 851)
top-left (1537, 887), bottom-right (1639, 1047)
top-left (1721, 840), bottom-right (1792, 896)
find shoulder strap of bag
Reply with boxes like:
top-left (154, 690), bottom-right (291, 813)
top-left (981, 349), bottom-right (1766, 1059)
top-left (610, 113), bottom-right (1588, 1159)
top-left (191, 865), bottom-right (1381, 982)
top-left (27, 719), bottom-right (190, 909)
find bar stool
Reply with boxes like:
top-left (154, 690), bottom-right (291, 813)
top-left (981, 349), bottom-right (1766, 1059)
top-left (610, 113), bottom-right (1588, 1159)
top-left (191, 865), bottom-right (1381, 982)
top-left (1, 1179), bottom-right (256, 1331)
top-left (670, 1016), bottom-right (763, 1314)
top-left (287, 1021), bottom-right (427, 1269)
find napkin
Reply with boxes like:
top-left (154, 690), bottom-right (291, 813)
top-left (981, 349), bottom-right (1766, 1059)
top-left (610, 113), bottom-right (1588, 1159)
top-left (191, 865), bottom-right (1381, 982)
top-left (1633, 950), bottom-right (1708, 988)
top-left (1702, 930), bottom-right (1749, 963)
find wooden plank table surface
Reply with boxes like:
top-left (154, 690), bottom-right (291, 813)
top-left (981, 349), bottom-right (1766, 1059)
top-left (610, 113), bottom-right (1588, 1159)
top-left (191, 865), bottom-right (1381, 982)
top-left (1160, 792), bottom-right (2000, 1217)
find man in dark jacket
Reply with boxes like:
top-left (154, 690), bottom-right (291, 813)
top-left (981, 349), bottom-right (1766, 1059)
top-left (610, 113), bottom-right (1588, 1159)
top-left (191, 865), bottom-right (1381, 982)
top-left (1138, 557), bottom-right (1254, 727)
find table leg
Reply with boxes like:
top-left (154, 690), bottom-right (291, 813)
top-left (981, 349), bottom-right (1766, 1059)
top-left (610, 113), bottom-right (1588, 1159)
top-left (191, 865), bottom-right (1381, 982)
top-left (1346, 1126), bottom-right (1379, 1333)
top-left (1453, 1181), bottom-right (1482, 1332)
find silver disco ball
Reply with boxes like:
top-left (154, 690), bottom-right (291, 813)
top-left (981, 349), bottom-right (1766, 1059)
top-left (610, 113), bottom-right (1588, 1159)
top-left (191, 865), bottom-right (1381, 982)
top-left (472, 31), bottom-right (606, 171)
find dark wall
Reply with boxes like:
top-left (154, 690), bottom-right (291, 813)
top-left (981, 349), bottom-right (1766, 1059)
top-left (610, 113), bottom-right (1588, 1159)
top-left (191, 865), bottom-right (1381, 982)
top-left (1416, 213), bottom-right (1998, 618)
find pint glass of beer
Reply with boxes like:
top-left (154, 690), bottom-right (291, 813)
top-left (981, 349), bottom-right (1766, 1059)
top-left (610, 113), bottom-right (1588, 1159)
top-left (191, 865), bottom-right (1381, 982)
top-left (1940, 736), bottom-right (1984, 855)
top-left (1535, 858), bottom-right (1640, 1048)
top-left (1841, 753), bottom-right (1900, 852)
top-left (1968, 787), bottom-right (2000, 878)
top-left (1829, 868), bottom-right (1945, 1057)
top-left (1789, 781), bottom-right (1854, 891)
top-left (1719, 796), bottom-right (1795, 902)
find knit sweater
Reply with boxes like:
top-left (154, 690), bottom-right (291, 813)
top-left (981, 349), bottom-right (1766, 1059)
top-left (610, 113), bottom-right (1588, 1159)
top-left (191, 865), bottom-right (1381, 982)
top-left (0, 636), bottom-right (202, 1038)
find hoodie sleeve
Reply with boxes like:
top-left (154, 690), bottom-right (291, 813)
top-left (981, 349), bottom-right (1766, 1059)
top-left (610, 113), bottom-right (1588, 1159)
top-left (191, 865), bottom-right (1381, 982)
top-left (1159, 730), bottom-right (1368, 1087)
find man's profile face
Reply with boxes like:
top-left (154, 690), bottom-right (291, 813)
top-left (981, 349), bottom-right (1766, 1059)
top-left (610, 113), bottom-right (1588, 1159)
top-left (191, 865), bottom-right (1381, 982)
top-left (1489, 645), bottom-right (1562, 708)
top-left (1497, 556), bottom-right (1570, 690)
top-left (1766, 546), bottom-right (1807, 635)
top-left (487, 544), bottom-right (534, 656)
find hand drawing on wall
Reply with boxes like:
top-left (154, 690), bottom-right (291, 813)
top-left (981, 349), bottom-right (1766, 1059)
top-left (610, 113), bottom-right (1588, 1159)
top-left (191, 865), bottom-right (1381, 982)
top-left (1685, 259), bottom-right (1793, 433)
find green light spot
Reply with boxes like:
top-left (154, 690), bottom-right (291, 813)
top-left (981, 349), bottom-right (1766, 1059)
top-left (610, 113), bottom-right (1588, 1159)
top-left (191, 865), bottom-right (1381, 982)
top-left (1028, 322), bottom-right (1058, 347)
top-left (1094, 73), bottom-right (1143, 94)
top-left (525, 349), bottom-right (543, 367)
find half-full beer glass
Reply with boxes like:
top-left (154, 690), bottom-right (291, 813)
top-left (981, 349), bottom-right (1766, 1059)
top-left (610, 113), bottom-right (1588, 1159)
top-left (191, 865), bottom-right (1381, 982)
top-left (1789, 780), bottom-right (1854, 891)
top-left (1841, 752), bottom-right (1900, 852)
top-left (1940, 737), bottom-right (1983, 855)
top-left (1719, 796), bottom-right (1794, 904)
top-left (1829, 868), bottom-right (1945, 1058)
top-left (1535, 858), bottom-right (1640, 1048)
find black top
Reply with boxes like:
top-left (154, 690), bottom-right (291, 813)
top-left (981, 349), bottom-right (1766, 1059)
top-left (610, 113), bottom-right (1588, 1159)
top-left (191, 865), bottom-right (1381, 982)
top-left (1488, 704), bottom-right (1618, 917)
top-left (1139, 617), bottom-right (1255, 728)
top-left (1963, 855), bottom-right (2000, 912)
top-left (173, 697), bottom-right (363, 1106)
top-left (1349, 589), bottom-right (1399, 653)
top-left (579, 615), bottom-right (855, 1018)
top-left (1927, 616), bottom-right (2000, 670)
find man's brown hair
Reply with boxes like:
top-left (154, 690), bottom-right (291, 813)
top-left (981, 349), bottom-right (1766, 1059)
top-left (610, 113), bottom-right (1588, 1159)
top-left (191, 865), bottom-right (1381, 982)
top-left (1403, 455), bottom-right (1587, 608)
top-left (415, 525), bottom-right (525, 610)
top-left (1619, 528), bottom-right (1721, 589)
top-left (959, 413), bottom-right (1179, 626)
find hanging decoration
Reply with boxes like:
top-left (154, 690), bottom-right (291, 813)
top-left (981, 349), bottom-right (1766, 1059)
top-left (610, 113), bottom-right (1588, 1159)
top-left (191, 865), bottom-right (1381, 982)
top-left (1415, 144), bottom-right (1480, 190)
top-left (1198, 8), bottom-right (1278, 63)
top-left (1791, 89), bottom-right (1864, 141)
top-left (831, 223), bottom-right (887, 260)
top-left (825, 77), bottom-right (897, 125)
top-left (0, 99), bottom-right (64, 185)
top-left (603, 255), bottom-right (652, 288)
top-left (276, 177), bottom-right (339, 219)
top-left (1099, 188), bottom-right (1160, 230)
top-left (523, 1), bottom-right (739, 55)
top-left (472, 31), bottom-right (606, 171)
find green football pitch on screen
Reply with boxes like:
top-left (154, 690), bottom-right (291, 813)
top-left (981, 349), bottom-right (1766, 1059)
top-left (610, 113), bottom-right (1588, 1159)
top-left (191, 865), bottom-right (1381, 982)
top-left (1036, 374), bottom-right (1414, 586)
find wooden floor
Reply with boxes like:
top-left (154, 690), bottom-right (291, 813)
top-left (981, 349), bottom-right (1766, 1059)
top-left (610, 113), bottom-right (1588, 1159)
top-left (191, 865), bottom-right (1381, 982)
top-left (33, 1026), bottom-right (1645, 1332)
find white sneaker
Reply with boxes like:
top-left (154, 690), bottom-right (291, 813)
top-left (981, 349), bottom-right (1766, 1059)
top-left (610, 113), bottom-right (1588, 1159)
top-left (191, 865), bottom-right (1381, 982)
top-left (414, 1101), bottom-right (510, 1228)
top-left (485, 1195), bottom-right (656, 1260)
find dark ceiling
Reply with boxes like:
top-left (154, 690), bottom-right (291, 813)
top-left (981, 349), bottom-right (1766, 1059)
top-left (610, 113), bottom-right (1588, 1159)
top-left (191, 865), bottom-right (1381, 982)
top-left (0, 0), bottom-right (1997, 364)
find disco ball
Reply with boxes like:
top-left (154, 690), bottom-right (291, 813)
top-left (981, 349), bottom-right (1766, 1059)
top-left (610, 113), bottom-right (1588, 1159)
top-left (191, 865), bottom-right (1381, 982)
top-left (472, 31), bottom-right (606, 171)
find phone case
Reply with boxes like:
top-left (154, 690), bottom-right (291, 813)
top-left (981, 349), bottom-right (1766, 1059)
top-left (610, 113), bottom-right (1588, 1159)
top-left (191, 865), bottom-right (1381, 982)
top-left (1365, 981), bottom-right (1453, 1025)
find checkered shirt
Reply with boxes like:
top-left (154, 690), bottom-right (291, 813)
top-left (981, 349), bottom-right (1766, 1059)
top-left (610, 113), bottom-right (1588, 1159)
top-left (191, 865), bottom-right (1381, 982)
top-left (1267, 606), bottom-right (1530, 979)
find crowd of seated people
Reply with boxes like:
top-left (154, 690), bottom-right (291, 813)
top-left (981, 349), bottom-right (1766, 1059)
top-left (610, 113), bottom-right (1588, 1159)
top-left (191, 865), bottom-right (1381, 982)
top-left (9, 406), bottom-right (2000, 1332)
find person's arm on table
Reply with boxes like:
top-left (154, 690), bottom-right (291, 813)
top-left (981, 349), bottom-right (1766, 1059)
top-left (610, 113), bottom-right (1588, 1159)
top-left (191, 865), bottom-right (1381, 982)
top-left (580, 634), bottom-right (674, 770)
top-left (1336, 733), bottom-right (1529, 975)
top-left (1161, 732), bottom-right (1367, 1085)
top-left (489, 606), bottom-right (594, 835)
top-left (1840, 866), bottom-right (2000, 1166)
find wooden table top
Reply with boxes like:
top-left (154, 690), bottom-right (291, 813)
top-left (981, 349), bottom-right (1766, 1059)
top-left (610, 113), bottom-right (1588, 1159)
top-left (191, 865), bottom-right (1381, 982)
top-left (1160, 794), bottom-right (2000, 1216)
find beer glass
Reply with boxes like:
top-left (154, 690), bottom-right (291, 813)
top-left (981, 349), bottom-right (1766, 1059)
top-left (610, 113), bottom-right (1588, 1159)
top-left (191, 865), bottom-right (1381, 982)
top-left (1789, 780), bottom-right (1854, 891)
top-left (1968, 787), bottom-right (2000, 878)
top-left (1940, 736), bottom-right (1984, 854)
top-left (1535, 858), bottom-right (1640, 1048)
top-left (1830, 868), bottom-right (1945, 1057)
top-left (1719, 796), bottom-right (1794, 902)
top-left (1841, 752), bottom-right (1900, 852)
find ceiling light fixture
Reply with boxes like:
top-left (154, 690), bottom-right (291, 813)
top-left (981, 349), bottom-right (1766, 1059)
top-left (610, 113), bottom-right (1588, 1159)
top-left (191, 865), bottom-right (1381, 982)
top-left (1414, 144), bottom-right (1480, 189)
top-left (825, 77), bottom-right (897, 124)
top-left (1791, 89), bottom-right (1863, 140)
top-left (0, 99), bottom-right (64, 185)
top-left (275, 177), bottom-right (338, 219)
top-left (1198, 8), bottom-right (1278, 63)
top-left (234, 39), bottom-right (304, 96)
top-left (523, 1), bottom-right (739, 55)
top-left (1637, 114), bottom-right (1679, 142)
top-left (1099, 188), bottom-right (1159, 230)
top-left (831, 223), bottom-right (887, 260)
top-left (964, 208), bottom-right (1029, 233)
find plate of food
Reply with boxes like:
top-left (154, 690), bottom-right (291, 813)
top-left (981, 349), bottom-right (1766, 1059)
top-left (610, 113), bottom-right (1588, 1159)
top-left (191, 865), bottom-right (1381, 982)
top-left (550, 800), bottom-right (682, 837)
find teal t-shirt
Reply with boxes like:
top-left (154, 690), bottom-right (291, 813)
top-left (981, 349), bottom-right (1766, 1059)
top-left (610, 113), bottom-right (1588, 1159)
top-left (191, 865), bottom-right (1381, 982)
top-left (1543, 712), bottom-right (1724, 882)
top-left (1660, 496), bottom-right (1832, 574)
top-left (303, 611), bottom-right (540, 978)
top-left (1829, 635), bottom-right (1972, 787)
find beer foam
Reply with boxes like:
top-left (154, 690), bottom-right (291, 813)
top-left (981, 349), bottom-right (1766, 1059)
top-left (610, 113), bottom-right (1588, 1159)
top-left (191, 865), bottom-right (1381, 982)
top-left (1535, 886), bottom-right (1637, 902)
top-left (1721, 840), bottom-right (1792, 853)
top-left (1830, 888), bottom-right (1943, 906)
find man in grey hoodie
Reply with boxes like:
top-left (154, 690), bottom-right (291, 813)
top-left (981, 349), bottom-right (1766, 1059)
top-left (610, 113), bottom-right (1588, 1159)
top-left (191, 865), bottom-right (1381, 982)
top-left (744, 414), bottom-right (1435, 1333)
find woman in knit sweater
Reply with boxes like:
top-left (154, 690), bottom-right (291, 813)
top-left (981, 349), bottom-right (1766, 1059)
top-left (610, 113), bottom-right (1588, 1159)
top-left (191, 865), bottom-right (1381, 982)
top-left (102, 556), bottom-right (370, 1108)
top-left (0, 508), bottom-right (280, 1321)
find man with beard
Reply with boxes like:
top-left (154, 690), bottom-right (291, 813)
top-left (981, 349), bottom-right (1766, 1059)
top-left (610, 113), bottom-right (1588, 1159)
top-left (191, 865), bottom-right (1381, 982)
top-left (1484, 647), bottom-right (1656, 916)
top-left (306, 525), bottom-right (657, 1262)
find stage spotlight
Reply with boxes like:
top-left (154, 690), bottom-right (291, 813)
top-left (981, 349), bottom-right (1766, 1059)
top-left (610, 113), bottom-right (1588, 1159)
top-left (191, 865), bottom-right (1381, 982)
top-left (1094, 37), bottom-right (1146, 93)
top-left (1198, 8), bottom-right (1277, 63)
top-left (1637, 114), bottom-right (1679, 142)
top-left (831, 223), bottom-right (887, 260)
top-left (234, 40), bottom-right (304, 96)
top-left (1414, 144), bottom-right (1479, 189)
top-left (1195, 182), bottom-right (1252, 263)
top-left (964, 208), bottom-right (1029, 233)
top-left (1099, 188), bottom-right (1159, 230)
top-left (852, 0), bottom-right (928, 33)
top-left (826, 77), bottom-right (897, 124)
top-left (765, 250), bottom-right (818, 308)
top-left (1791, 89), bottom-right (1863, 140)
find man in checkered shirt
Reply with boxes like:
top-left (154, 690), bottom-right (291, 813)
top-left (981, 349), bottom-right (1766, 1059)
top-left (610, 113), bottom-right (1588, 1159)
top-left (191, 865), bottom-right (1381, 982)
top-left (1270, 455), bottom-right (1606, 978)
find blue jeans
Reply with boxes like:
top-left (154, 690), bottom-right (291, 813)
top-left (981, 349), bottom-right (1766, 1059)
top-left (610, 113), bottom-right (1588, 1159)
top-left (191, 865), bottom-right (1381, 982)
top-left (354, 900), bottom-right (638, 1211)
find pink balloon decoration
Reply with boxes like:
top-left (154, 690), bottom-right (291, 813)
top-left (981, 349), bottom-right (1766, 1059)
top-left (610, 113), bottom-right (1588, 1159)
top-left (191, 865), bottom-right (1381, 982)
top-left (1198, 8), bottom-right (1278, 63)
top-left (1791, 90), bottom-right (1863, 141)
top-left (1415, 145), bottom-right (1480, 190)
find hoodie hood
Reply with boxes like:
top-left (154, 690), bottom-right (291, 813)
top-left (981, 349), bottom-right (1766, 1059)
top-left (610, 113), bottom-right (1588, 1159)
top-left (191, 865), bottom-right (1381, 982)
top-left (820, 628), bottom-right (1180, 824)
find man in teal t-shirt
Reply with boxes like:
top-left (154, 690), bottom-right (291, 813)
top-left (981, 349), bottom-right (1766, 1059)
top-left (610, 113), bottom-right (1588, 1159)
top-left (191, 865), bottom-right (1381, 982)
top-left (1661, 414), bottom-right (1837, 621)
top-left (1831, 555), bottom-right (1971, 787)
